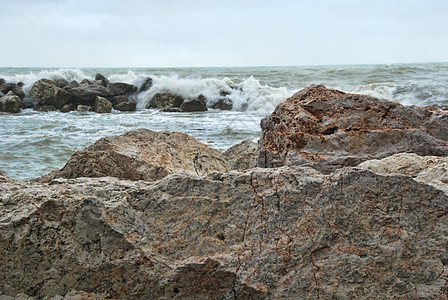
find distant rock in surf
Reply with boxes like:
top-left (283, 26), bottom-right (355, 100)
top-left (149, 92), bottom-right (184, 109)
top-left (257, 85), bottom-right (448, 173)
top-left (0, 91), bottom-right (24, 113)
top-left (180, 94), bottom-right (208, 112)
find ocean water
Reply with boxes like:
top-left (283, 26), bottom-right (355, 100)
top-left (1, 63), bottom-right (447, 180)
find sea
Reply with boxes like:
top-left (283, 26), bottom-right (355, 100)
top-left (1, 62), bottom-right (447, 180)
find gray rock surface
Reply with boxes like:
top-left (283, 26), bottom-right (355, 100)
top-left (0, 91), bottom-right (24, 113)
top-left (39, 129), bottom-right (231, 182)
top-left (113, 101), bottom-right (136, 112)
top-left (2, 164), bottom-right (448, 299)
top-left (180, 95), bottom-right (208, 112)
top-left (149, 92), bottom-right (184, 109)
top-left (93, 96), bottom-right (112, 113)
top-left (29, 79), bottom-right (72, 109)
top-left (257, 85), bottom-right (448, 173)
top-left (223, 140), bottom-right (257, 169)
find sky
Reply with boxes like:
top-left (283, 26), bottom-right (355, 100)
top-left (0, 0), bottom-right (447, 67)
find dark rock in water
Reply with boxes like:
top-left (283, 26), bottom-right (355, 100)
top-left (113, 101), bottom-right (136, 112)
top-left (223, 140), bottom-right (257, 169)
top-left (69, 85), bottom-right (110, 104)
top-left (209, 97), bottom-right (233, 110)
top-left (29, 79), bottom-right (72, 109)
top-left (77, 104), bottom-right (93, 112)
top-left (93, 96), bottom-right (112, 113)
top-left (108, 82), bottom-right (138, 96)
top-left (39, 129), bottom-right (230, 183)
top-left (257, 85), bottom-right (448, 173)
top-left (110, 95), bottom-right (129, 106)
top-left (53, 78), bottom-right (69, 88)
top-left (34, 105), bottom-right (56, 112)
top-left (139, 77), bottom-right (153, 92)
top-left (149, 92), bottom-right (184, 109)
top-left (60, 103), bottom-right (76, 113)
top-left (161, 107), bottom-right (182, 112)
top-left (79, 79), bottom-right (91, 86)
top-left (94, 73), bottom-right (110, 87)
top-left (0, 91), bottom-right (24, 113)
top-left (66, 80), bottom-right (79, 89)
top-left (3, 159), bottom-right (448, 298)
top-left (0, 82), bottom-right (25, 100)
top-left (180, 94), bottom-right (208, 112)
top-left (0, 91), bottom-right (4, 97)
top-left (0, 78), bottom-right (5, 85)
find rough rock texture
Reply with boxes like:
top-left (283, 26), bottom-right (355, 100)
top-left (29, 79), bottom-right (72, 109)
top-left (60, 103), bottom-right (76, 113)
top-left (0, 82), bottom-right (25, 100)
top-left (34, 105), bottom-right (56, 112)
top-left (94, 73), bottom-right (110, 87)
top-left (39, 129), bottom-right (231, 182)
top-left (70, 85), bottom-right (110, 105)
top-left (113, 101), bottom-right (136, 112)
top-left (358, 152), bottom-right (448, 194)
top-left (2, 164), bottom-right (448, 299)
top-left (149, 92), bottom-right (184, 109)
top-left (209, 97), bottom-right (233, 110)
top-left (138, 77), bottom-right (153, 92)
top-left (93, 96), bottom-right (112, 113)
top-left (223, 140), bottom-right (258, 169)
top-left (76, 105), bottom-right (92, 112)
top-left (180, 95), bottom-right (208, 112)
top-left (257, 85), bottom-right (448, 173)
top-left (0, 91), bottom-right (24, 113)
top-left (108, 82), bottom-right (138, 96)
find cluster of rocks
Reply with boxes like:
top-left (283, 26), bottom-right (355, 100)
top-left (1, 86), bottom-right (448, 299)
top-left (0, 74), bottom-right (235, 114)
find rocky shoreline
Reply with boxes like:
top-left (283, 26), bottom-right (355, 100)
top-left (0, 74), bottom-right (233, 113)
top-left (1, 86), bottom-right (448, 299)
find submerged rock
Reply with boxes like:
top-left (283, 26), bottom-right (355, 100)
top-left (180, 95), bottom-right (208, 112)
top-left (2, 163), bottom-right (448, 299)
top-left (257, 85), bottom-right (448, 173)
top-left (223, 140), bottom-right (257, 169)
top-left (39, 129), bottom-right (231, 182)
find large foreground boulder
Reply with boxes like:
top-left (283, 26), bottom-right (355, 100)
top-left (257, 85), bottom-right (448, 173)
top-left (40, 129), bottom-right (231, 182)
top-left (2, 163), bottom-right (448, 299)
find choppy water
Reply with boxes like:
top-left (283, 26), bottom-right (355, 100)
top-left (1, 63), bottom-right (447, 179)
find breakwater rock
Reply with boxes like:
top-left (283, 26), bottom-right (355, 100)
top-left (1, 163), bottom-right (448, 299)
top-left (257, 85), bottom-right (448, 173)
top-left (39, 129), bottom-right (231, 183)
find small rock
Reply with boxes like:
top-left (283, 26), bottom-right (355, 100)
top-left (0, 91), bottom-right (24, 113)
top-left (209, 97), bottom-right (233, 110)
top-left (180, 95), bottom-right (208, 112)
top-left (94, 96), bottom-right (112, 113)
top-left (77, 105), bottom-right (92, 112)
top-left (113, 101), bottom-right (136, 112)
top-left (0, 82), bottom-right (26, 100)
top-left (80, 79), bottom-right (91, 86)
top-left (139, 77), bottom-right (153, 92)
top-left (161, 107), bottom-right (182, 113)
top-left (34, 105), bottom-right (56, 112)
top-left (60, 103), bottom-right (76, 113)
top-left (94, 73), bottom-right (110, 87)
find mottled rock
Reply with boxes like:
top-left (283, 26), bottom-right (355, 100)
top-left (94, 73), bottom-right (110, 87)
top-left (0, 91), bottom-right (24, 113)
top-left (138, 77), bottom-right (153, 92)
top-left (29, 79), bottom-right (72, 109)
top-left (39, 129), bottom-right (231, 182)
top-left (110, 95), bottom-right (128, 106)
top-left (76, 105), bottom-right (92, 112)
top-left (160, 107), bottom-right (182, 113)
top-left (223, 140), bottom-right (257, 169)
top-left (149, 92), bottom-right (184, 109)
top-left (257, 85), bottom-right (448, 173)
top-left (113, 101), bottom-right (136, 112)
top-left (60, 103), bottom-right (76, 113)
top-left (53, 78), bottom-right (69, 88)
top-left (180, 95), bottom-right (208, 112)
top-left (358, 152), bottom-right (448, 193)
top-left (108, 82), bottom-right (137, 96)
top-left (79, 79), bottom-right (91, 86)
top-left (2, 164), bottom-right (448, 299)
top-left (93, 96), bottom-right (112, 113)
top-left (34, 105), bottom-right (56, 112)
top-left (0, 82), bottom-right (25, 100)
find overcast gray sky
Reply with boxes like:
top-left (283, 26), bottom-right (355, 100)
top-left (1, 0), bottom-right (447, 67)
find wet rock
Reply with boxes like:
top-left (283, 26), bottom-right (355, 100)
top-left (3, 163), bottom-right (448, 299)
top-left (66, 80), bottom-right (79, 89)
top-left (113, 101), bottom-right (136, 112)
top-left (94, 73), bottom-right (110, 87)
top-left (39, 129), bottom-right (231, 182)
top-left (93, 96), bottom-right (112, 113)
top-left (34, 105), bottom-right (56, 112)
top-left (0, 91), bottom-right (23, 113)
top-left (180, 95), bottom-right (208, 112)
top-left (138, 77), bottom-right (153, 92)
top-left (257, 85), bottom-right (448, 173)
top-left (209, 97), bottom-right (233, 110)
top-left (53, 78), bottom-right (69, 88)
top-left (0, 82), bottom-right (26, 100)
top-left (29, 79), bottom-right (72, 109)
top-left (60, 103), bottom-right (76, 113)
top-left (0, 78), bottom-right (4, 85)
top-left (110, 95), bottom-right (128, 106)
top-left (161, 107), bottom-right (182, 112)
top-left (108, 82), bottom-right (138, 96)
top-left (76, 105), bottom-right (92, 112)
top-left (149, 92), bottom-right (184, 109)
top-left (223, 140), bottom-right (258, 169)
top-left (69, 85), bottom-right (110, 105)
top-left (79, 79), bottom-right (91, 86)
